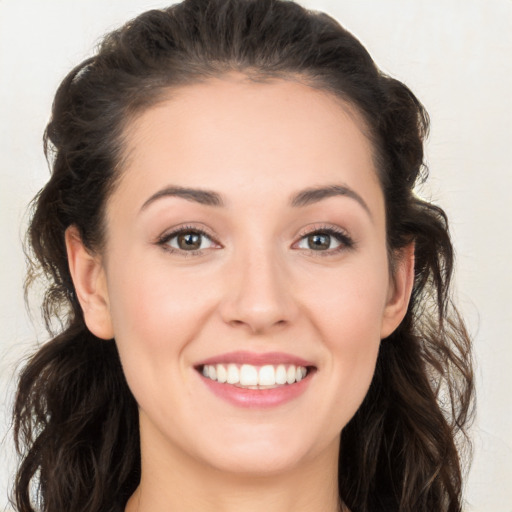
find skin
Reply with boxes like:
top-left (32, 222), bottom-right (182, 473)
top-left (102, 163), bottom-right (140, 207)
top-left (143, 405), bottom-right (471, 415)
top-left (66, 74), bottom-right (414, 512)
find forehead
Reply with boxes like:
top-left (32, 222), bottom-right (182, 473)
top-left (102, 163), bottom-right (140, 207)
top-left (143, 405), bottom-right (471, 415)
top-left (114, 75), bottom-right (382, 215)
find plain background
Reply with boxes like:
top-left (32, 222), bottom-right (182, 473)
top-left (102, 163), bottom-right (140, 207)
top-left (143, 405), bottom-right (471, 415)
top-left (0, 0), bottom-right (511, 510)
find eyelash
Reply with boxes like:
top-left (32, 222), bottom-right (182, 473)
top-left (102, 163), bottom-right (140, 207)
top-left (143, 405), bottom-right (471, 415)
top-left (294, 225), bottom-right (355, 255)
top-left (156, 224), bottom-right (355, 257)
top-left (156, 225), bottom-right (220, 256)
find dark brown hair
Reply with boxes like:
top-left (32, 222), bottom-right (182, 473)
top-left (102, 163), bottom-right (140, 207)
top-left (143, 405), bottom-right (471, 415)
top-left (13, 1), bottom-right (474, 511)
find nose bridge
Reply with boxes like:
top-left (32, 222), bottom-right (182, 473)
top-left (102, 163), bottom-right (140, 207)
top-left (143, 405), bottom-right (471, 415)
top-left (220, 238), bottom-right (296, 333)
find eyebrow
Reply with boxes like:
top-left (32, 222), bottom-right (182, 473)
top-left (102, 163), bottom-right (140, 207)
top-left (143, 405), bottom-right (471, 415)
top-left (291, 184), bottom-right (372, 218)
top-left (140, 186), bottom-right (224, 211)
top-left (140, 183), bottom-right (371, 218)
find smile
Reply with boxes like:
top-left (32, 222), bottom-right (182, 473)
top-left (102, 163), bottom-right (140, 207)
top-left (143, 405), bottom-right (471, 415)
top-left (195, 351), bottom-right (316, 408)
top-left (201, 363), bottom-right (309, 389)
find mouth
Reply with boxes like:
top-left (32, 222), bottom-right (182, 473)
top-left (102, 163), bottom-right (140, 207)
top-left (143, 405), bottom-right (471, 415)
top-left (194, 351), bottom-right (316, 407)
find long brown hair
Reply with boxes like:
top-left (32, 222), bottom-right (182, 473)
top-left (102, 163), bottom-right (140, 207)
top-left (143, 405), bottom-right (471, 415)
top-left (13, 1), bottom-right (474, 511)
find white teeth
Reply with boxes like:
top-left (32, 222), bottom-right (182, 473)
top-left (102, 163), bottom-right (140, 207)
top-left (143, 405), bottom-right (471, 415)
top-left (239, 364), bottom-right (258, 386)
top-left (201, 363), bottom-right (309, 388)
top-left (258, 365), bottom-right (275, 386)
top-left (216, 364), bottom-right (227, 383)
top-left (275, 364), bottom-right (287, 385)
top-left (286, 365), bottom-right (296, 384)
top-left (227, 364), bottom-right (239, 384)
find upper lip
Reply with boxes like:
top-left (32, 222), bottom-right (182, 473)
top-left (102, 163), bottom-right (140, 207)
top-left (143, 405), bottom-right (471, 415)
top-left (195, 351), bottom-right (315, 368)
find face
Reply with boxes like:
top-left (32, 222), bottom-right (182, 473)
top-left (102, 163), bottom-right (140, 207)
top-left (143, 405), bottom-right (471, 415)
top-left (69, 75), bottom-right (413, 478)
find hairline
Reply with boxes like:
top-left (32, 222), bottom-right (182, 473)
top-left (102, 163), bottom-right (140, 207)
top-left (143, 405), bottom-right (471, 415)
top-left (97, 69), bottom-right (389, 260)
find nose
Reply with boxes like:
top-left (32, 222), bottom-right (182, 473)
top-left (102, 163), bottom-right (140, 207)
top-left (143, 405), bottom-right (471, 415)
top-left (219, 246), bottom-right (298, 335)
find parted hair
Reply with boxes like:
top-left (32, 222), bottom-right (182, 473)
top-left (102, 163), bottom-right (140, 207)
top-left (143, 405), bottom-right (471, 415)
top-left (13, 1), bottom-right (474, 511)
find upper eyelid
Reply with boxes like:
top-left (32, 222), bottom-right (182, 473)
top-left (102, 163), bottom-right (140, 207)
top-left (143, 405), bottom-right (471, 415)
top-left (157, 224), bottom-right (219, 243)
top-left (295, 223), bottom-right (351, 239)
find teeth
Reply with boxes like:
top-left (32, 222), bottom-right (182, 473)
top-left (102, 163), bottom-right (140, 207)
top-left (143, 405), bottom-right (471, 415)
top-left (286, 365), bottom-right (296, 384)
top-left (239, 364), bottom-right (258, 386)
top-left (201, 363), bottom-right (309, 388)
top-left (275, 365), bottom-right (287, 385)
top-left (227, 364), bottom-right (239, 384)
top-left (216, 364), bottom-right (227, 383)
top-left (258, 365), bottom-right (275, 386)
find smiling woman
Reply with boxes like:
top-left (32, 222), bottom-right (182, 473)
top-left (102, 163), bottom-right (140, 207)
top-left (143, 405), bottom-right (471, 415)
top-left (12, 1), bottom-right (473, 512)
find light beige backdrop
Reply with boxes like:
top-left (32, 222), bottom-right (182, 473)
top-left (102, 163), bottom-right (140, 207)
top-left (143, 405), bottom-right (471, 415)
top-left (1, 1), bottom-right (511, 510)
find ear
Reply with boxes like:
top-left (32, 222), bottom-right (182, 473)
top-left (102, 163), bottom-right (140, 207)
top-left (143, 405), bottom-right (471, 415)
top-left (380, 242), bottom-right (415, 339)
top-left (65, 225), bottom-right (114, 340)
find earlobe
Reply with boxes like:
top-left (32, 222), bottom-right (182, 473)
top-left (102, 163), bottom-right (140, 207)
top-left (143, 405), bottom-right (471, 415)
top-left (380, 243), bottom-right (415, 339)
top-left (65, 225), bottom-right (114, 340)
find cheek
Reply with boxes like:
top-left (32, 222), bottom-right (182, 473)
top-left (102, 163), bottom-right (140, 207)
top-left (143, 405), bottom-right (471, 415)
top-left (304, 254), bottom-right (390, 341)
top-left (300, 257), bottom-right (388, 419)
top-left (104, 257), bottom-right (213, 396)
top-left (107, 254), bottom-right (209, 341)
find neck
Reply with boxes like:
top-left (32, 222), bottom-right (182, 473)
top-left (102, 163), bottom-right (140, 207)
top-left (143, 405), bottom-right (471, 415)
top-left (126, 427), bottom-right (343, 512)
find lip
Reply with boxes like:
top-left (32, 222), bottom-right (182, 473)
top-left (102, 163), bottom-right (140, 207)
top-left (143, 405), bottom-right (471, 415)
top-left (195, 350), bottom-right (315, 367)
top-left (195, 351), bottom-right (316, 409)
top-left (198, 371), bottom-right (314, 409)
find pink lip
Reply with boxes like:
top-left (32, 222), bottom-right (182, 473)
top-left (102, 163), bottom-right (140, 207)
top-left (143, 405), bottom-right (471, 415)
top-left (195, 351), bottom-right (316, 409)
top-left (195, 350), bottom-right (314, 368)
top-left (198, 371), bottom-right (314, 409)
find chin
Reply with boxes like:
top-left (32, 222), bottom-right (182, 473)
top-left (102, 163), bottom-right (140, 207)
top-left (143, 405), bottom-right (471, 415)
top-left (207, 446), bottom-right (310, 477)
top-left (191, 423), bottom-right (338, 477)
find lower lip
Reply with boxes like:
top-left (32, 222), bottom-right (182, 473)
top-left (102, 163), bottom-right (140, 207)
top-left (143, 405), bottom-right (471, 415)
top-left (199, 371), bottom-right (314, 409)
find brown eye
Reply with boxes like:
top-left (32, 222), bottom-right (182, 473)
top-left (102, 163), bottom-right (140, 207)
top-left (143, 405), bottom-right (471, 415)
top-left (294, 228), bottom-right (353, 253)
top-left (177, 232), bottom-right (202, 250)
top-left (163, 229), bottom-right (216, 252)
top-left (307, 233), bottom-right (332, 250)
top-left (300, 232), bottom-right (341, 251)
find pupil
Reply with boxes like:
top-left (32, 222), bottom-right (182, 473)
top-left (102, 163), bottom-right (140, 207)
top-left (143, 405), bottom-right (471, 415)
top-left (309, 233), bottom-right (330, 250)
top-left (178, 233), bottom-right (201, 250)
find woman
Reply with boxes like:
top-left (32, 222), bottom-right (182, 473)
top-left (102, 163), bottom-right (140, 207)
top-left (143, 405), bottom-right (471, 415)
top-left (13, 0), bottom-right (474, 511)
